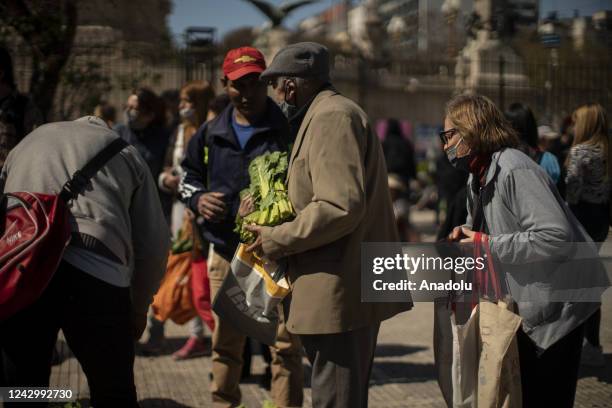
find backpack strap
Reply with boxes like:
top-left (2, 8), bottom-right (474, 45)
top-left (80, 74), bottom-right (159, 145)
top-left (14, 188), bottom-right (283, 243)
top-left (60, 138), bottom-right (129, 202)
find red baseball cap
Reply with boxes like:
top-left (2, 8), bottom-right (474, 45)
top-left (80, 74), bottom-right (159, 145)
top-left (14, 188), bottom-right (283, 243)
top-left (222, 47), bottom-right (266, 81)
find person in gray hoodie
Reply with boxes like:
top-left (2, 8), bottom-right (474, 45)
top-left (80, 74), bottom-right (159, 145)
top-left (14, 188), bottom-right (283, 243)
top-left (0, 116), bottom-right (169, 407)
top-left (444, 95), bottom-right (608, 408)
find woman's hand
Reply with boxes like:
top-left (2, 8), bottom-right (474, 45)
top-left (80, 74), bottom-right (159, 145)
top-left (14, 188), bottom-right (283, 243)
top-left (448, 226), bottom-right (467, 242)
top-left (459, 227), bottom-right (477, 243)
top-left (448, 226), bottom-right (486, 243)
top-left (448, 226), bottom-right (482, 243)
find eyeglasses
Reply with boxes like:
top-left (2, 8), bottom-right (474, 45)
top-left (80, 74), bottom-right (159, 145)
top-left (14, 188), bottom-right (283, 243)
top-left (439, 128), bottom-right (457, 145)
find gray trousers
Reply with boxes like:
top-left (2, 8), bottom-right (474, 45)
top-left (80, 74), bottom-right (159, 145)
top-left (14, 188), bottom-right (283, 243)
top-left (300, 323), bottom-right (380, 408)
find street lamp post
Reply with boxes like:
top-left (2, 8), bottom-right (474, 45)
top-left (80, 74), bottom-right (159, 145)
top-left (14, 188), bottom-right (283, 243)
top-left (442, 0), bottom-right (460, 59)
top-left (499, 54), bottom-right (505, 112)
top-left (184, 27), bottom-right (216, 83)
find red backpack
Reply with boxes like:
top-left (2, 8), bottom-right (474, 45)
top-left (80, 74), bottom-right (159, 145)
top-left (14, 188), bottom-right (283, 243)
top-left (0, 138), bottom-right (128, 320)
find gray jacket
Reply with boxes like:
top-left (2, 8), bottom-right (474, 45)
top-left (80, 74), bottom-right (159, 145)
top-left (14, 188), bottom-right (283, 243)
top-left (1, 116), bottom-right (170, 316)
top-left (466, 148), bottom-right (609, 351)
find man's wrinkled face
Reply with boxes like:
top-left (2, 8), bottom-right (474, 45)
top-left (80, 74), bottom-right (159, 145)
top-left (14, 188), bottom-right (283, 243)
top-left (225, 73), bottom-right (267, 119)
top-left (269, 77), bottom-right (298, 107)
top-left (269, 77), bottom-right (288, 104)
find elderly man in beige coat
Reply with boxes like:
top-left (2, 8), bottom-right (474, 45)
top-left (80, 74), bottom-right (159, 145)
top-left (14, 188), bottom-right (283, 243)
top-left (246, 42), bottom-right (412, 407)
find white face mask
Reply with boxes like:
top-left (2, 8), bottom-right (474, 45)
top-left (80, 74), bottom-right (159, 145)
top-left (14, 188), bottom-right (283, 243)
top-left (179, 107), bottom-right (195, 122)
top-left (125, 109), bottom-right (147, 130)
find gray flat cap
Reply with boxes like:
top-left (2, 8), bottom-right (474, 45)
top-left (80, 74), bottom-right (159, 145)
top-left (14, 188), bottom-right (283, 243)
top-left (260, 42), bottom-right (330, 81)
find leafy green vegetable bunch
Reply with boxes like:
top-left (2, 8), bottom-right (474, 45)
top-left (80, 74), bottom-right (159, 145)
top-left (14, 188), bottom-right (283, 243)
top-left (235, 151), bottom-right (295, 243)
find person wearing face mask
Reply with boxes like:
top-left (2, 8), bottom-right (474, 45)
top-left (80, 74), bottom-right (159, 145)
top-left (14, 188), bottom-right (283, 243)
top-left (139, 81), bottom-right (216, 359)
top-left (178, 46), bottom-right (303, 408)
top-left (435, 133), bottom-right (469, 241)
top-left (115, 88), bottom-right (170, 193)
top-left (159, 81), bottom-right (215, 220)
top-left (115, 88), bottom-right (173, 355)
top-left (443, 94), bottom-right (607, 407)
top-left (245, 42), bottom-right (412, 408)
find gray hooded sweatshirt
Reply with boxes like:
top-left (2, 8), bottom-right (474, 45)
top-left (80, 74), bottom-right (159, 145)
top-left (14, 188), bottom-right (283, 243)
top-left (0, 116), bottom-right (170, 316)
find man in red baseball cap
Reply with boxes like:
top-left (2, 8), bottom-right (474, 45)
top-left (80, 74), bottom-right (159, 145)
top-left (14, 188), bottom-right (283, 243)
top-left (222, 46), bottom-right (266, 80)
top-left (221, 46), bottom-right (268, 122)
top-left (179, 47), bottom-right (303, 407)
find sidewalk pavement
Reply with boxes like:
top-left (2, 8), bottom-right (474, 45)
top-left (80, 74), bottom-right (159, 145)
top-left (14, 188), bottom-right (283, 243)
top-left (46, 210), bottom-right (612, 407)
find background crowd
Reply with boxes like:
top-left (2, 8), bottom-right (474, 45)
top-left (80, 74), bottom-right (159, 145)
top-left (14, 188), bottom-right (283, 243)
top-left (0, 32), bottom-right (610, 408)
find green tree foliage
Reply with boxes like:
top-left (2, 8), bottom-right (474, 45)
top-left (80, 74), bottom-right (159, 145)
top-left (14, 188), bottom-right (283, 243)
top-left (57, 60), bottom-right (112, 120)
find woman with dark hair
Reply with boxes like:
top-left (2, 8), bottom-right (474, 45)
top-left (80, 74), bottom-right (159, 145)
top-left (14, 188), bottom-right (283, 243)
top-left (444, 94), bottom-right (604, 407)
top-left (505, 102), bottom-right (560, 183)
top-left (115, 87), bottom-right (170, 185)
top-left (138, 83), bottom-right (217, 357)
top-left (159, 81), bottom-right (215, 203)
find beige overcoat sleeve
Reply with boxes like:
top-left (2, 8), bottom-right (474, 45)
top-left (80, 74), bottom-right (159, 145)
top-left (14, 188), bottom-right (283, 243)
top-left (261, 110), bottom-right (367, 258)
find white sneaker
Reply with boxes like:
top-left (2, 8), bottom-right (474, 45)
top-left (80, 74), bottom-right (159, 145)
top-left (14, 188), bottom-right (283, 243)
top-left (581, 341), bottom-right (605, 367)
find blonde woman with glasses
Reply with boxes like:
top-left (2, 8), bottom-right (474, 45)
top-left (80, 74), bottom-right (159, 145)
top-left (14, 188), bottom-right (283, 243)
top-left (444, 94), bottom-right (605, 407)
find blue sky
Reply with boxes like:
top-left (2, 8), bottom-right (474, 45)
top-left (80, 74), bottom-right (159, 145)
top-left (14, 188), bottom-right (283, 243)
top-left (168, 0), bottom-right (612, 43)
top-left (541, 0), bottom-right (612, 18)
top-left (168, 0), bottom-right (333, 43)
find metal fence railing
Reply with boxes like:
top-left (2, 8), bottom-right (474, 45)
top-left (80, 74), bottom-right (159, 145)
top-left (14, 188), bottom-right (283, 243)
top-left (12, 45), bottom-right (215, 121)
top-left (330, 52), bottom-right (612, 127)
top-left (10, 42), bottom-right (612, 126)
top-left (475, 56), bottom-right (612, 125)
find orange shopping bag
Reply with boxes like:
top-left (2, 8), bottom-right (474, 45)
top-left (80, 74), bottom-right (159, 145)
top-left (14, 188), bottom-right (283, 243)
top-left (151, 215), bottom-right (197, 324)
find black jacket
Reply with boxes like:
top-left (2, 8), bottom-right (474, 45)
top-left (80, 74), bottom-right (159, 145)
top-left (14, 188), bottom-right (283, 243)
top-left (115, 122), bottom-right (172, 219)
top-left (115, 123), bottom-right (169, 179)
top-left (179, 98), bottom-right (290, 259)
